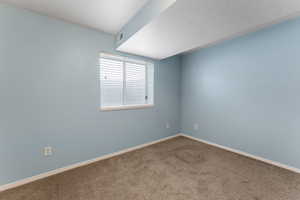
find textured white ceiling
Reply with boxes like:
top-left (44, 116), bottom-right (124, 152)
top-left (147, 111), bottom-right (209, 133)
top-left (118, 0), bottom-right (300, 59)
top-left (0, 0), bottom-right (150, 34)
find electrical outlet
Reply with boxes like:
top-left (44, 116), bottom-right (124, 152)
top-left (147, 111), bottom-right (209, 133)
top-left (166, 122), bottom-right (170, 129)
top-left (44, 146), bottom-right (53, 157)
top-left (193, 123), bottom-right (199, 131)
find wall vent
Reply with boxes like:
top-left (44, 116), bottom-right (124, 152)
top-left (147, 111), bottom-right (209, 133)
top-left (119, 33), bottom-right (123, 41)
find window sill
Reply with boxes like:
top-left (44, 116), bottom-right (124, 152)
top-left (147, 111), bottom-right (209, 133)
top-left (99, 104), bottom-right (154, 111)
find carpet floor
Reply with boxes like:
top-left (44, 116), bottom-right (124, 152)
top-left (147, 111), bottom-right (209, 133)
top-left (1, 136), bottom-right (300, 200)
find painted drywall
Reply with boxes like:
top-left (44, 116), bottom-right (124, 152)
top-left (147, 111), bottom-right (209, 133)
top-left (116, 0), bottom-right (176, 47)
top-left (0, 4), bottom-right (181, 186)
top-left (181, 16), bottom-right (300, 169)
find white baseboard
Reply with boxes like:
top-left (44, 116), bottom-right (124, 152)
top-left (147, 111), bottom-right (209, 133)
top-left (2, 133), bottom-right (299, 193)
top-left (179, 133), bottom-right (300, 174)
top-left (0, 134), bottom-right (181, 192)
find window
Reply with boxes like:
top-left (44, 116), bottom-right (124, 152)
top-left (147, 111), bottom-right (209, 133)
top-left (99, 53), bottom-right (154, 111)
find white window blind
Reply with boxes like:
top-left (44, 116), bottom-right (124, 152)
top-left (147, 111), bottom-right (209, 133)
top-left (99, 53), bottom-right (154, 111)
top-left (125, 62), bottom-right (146, 105)
top-left (100, 58), bottom-right (123, 107)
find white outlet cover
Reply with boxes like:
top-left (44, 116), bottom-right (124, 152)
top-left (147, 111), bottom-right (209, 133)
top-left (166, 123), bottom-right (170, 129)
top-left (44, 146), bottom-right (53, 156)
top-left (193, 123), bottom-right (199, 130)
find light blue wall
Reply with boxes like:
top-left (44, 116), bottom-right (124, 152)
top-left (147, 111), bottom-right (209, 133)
top-left (181, 17), bottom-right (300, 169)
top-left (0, 4), bottom-right (181, 186)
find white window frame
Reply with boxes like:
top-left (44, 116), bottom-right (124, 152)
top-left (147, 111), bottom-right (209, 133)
top-left (99, 53), bottom-right (154, 111)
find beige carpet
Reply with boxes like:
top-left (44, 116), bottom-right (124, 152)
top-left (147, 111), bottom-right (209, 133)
top-left (1, 136), bottom-right (300, 200)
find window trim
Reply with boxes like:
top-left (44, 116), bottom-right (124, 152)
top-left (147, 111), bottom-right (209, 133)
top-left (99, 53), bottom-right (154, 111)
top-left (99, 104), bottom-right (154, 111)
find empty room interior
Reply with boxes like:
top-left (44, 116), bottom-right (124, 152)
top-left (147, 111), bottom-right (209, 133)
top-left (2, 0), bottom-right (300, 199)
